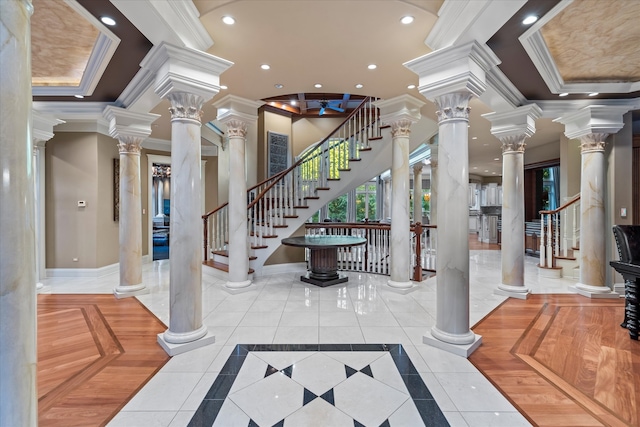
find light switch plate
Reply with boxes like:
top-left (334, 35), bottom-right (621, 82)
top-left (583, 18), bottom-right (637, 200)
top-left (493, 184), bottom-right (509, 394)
top-left (78, 200), bottom-right (86, 207)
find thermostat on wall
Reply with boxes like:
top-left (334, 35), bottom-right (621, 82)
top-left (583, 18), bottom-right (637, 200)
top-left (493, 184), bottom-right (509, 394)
top-left (77, 200), bottom-right (86, 207)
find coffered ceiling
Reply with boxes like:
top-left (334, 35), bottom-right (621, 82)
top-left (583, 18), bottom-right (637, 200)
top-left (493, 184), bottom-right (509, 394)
top-left (31, 0), bottom-right (639, 178)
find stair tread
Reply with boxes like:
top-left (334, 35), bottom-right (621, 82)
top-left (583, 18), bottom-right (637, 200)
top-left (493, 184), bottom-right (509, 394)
top-left (203, 260), bottom-right (254, 274)
top-left (211, 250), bottom-right (257, 260)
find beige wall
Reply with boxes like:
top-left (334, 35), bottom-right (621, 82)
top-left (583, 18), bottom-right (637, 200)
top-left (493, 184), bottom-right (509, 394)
top-left (524, 140), bottom-right (560, 165)
top-left (46, 132), bottom-right (100, 268)
top-left (96, 133), bottom-right (120, 267)
top-left (559, 134), bottom-right (581, 201)
top-left (291, 116), bottom-right (343, 156)
top-left (265, 223), bottom-right (306, 265)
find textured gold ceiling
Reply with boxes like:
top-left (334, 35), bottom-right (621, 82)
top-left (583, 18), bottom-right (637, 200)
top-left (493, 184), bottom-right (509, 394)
top-left (31, 0), bottom-right (99, 86)
top-left (540, 0), bottom-right (640, 83)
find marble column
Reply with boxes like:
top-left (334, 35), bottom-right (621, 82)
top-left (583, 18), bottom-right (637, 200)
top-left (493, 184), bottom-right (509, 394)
top-left (31, 113), bottom-right (64, 291)
top-left (376, 95), bottom-right (424, 289)
top-left (554, 105), bottom-right (631, 298)
top-left (412, 164), bottom-right (423, 223)
top-left (483, 105), bottom-right (541, 299)
top-left (428, 141), bottom-right (438, 226)
top-left (214, 95), bottom-right (261, 288)
top-left (577, 134), bottom-right (609, 293)
top-left (382, 176), bottom-right (391, 220)
top-left (406, 40), bottom-right (499, 356)
top-left (225, 119), bottom-right (251, 288)
top-left (104, 107), bottom-right (158, 298)
top-left (141, 41), bottom-right (232, 355)
top-left (0, 0), bottom-right (37, 425)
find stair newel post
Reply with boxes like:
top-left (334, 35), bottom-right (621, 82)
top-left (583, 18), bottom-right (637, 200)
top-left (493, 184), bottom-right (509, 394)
top-left (203, 216), bottom-right (208, 261)
top-left (546, 214), bottom-right (553, 267)
top-left (540, 214), bottom-right (546, 267)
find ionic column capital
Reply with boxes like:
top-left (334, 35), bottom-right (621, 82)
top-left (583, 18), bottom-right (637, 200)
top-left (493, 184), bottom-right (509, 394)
top-left (500, 134), bottom-right (527, 154)
top-left (580, 133), bottom-right (608, 153)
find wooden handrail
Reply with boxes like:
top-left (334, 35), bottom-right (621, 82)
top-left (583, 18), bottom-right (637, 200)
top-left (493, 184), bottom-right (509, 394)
top-left (539, 194), bottom-right (580, 215)
top-left (247, 97), bottom-right (374, 211)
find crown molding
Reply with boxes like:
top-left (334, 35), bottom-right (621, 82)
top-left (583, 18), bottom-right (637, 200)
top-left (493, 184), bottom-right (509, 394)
top-left (481, 66), bottom-right (527, 112)
top-left (519, 0), bottom-right (640, 95)
top-left (116, 66), bottom-right (159, 112)
top-left (213, 95), bottom-right (263, 123)
top-left (426, 0), bottom-right (526, 50)
top-left (482, 104), bottom-right (543, 139)
top-left (553, 105), bottom-right (634, 139)
top-left (533, 98), bottom-right (640, 119)
top-left (110, 0), bottom-right (213, 51)
top-left (103, 106), bottom-right (160, 140)
top-left (32, 111), bottom-right (65, 142)
top-left (375, 94), bottom-right (425, 124)
top-left (32, 1), bottom-right (120, 97)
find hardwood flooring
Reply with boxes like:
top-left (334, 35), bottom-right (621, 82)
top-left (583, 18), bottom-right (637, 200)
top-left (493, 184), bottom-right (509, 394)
top-left (37, 294), bottom-right (169, 427)
top-left (470, 295), bottom-right (640, 427)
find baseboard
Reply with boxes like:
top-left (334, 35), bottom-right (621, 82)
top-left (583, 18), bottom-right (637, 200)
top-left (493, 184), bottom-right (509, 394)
top-left (613, 282), bottom-right (626, 295)
top-left (46, 262), bottom-right (119, 278)
top-left (260, 262), bottom-right (307, 276)
top-left (143, 254), bottom-right (152, 264)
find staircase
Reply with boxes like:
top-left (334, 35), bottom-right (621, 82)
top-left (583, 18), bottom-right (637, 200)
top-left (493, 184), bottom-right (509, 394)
top-left (537, 194), bottom-right (581, 279)
top-left (203, 97), bottom-right (438, 277)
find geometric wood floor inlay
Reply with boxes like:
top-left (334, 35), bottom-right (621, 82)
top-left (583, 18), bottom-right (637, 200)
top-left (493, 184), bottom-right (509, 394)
top-left (470, 294), bottom-right (640, 427)
top-left (37, 294), bottom-right (170, 427)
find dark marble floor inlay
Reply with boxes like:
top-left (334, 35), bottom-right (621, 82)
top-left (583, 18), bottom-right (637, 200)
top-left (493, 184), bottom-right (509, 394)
top-left (188, 343), bottom-right (449, 427)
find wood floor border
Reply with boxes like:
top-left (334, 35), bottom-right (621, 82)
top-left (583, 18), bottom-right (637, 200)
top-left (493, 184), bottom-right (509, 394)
top-left (470, 295), bottom-right (638, 427)
top-left (37, 295), bottom-right (170, 427)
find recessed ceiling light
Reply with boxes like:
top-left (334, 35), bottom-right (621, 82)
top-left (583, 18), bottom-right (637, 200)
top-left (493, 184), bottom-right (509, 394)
top-left (274, 83), bottom-right (283, 89)
top-left (494, 158), bottom-right (499, 161)
top-left (74, 94), bottom-right (84, 99)
top-left (483, 143), bottom-right (489, 146)
top-left (407, 84), bottom-right (416, 89)
top-left (522, 15), bottom-right (538, 25)
top-left (355, 84), bottom-right (363, 89)
top-left (473, 167), bottom-right (478, 169)
top-left (484, 170), bottom-right (489, 173)
top-left (472, 136), bottom-right (478, 140)
top-left (314, 83), bottom-right (322, 88)
top-left (290, 100), bottom-right (297, 106)
top-left (222, 16), bottom-right (235, 25)
top-left (588, 92), bottom-right (599, 96)
top-left (100, 16), bottom-right (116, 26)
top-left (261, 64), bottom-right (270, 70)
top-left (220, 85), bottom-right (228, 90)
top-left (492, 172), bottom-right (496, 174)
top-left (559, 92), bottom-right (568, 97)
top-left (400, 16), bottom-right (414, 24)
top-left (368, 64), bottom-right (377, 70)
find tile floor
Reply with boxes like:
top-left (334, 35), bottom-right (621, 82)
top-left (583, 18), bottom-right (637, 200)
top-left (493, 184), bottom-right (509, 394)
top-left (39, 250), bottom-right (578, 427)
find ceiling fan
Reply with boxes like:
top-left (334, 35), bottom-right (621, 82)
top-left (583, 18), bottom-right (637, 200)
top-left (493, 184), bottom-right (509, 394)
top-left (318, 99), bottom-right (345, 115)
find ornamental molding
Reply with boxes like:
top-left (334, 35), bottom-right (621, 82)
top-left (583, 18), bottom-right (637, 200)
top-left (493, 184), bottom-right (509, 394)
top-left (167, 93), bottom-right (204, 122)
top-left (500, 135), bottom-right (527, 154)
top-left (389, 119), bottom-right (414, 138)
top-left (117, 137), bottom-right (143, 155)
top-left (434, 92), bottom-right (473, 123)
top-left (580, 133), bottom-right (608, 153)
top-left (225, 119), bottom-right (248, 139)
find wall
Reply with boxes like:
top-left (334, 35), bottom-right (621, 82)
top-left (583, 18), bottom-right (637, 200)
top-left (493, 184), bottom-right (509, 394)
top-left (258, 110), bottom-right (292, 182)
top-left (291, 116), bottom-right (343, 156)
top-left (264, 223), bottom-right (306, 265)
top-left (96, 133), bottom-right (120, 267)
top-left (46, 132), bottom-right (99, 268)
top-left (559, 134), bottom-right (581, 201)
top-left (524, 140), bottom-right (560, 165)
top-left (607, 112), bottom-right (634, 285)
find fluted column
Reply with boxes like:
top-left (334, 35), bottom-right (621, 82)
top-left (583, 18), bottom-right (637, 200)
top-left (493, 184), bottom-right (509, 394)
top-left (413, 164), bottom-right (423, 223)
top-left (406, 40), bottom-right (500, 356)
top-left (555, 105), bottom-right (631, 298)
top-left (376, 95), bottom-right (424, 290)
top-left (225, 120), bottom-right (251, 287)
top-left (141, 41), bottom-right (232, 354)
top-left (483, 104), bottom-right (541, 299)
top-left (0, 1), bottom-right (37, 425)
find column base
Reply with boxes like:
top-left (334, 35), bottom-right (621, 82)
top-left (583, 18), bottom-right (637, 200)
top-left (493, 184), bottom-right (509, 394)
top-left (495, 284), bottom-right (530, 300)
top-left (36, 282), bottom-right (44, 290)
top-left (571, 283), bottom-right (620, 299)
top-left (387, 279), bottom-right (413, 289)
top-left (157, 328), bottom-right (215, 357)
top-left (423, 329), bottom-right (483, 358)
top-left (225, 279), bottom-right (252, 289)
top-left (385, 280), bottom-right (419, 294)
top-left (113, 284), bottom-right (149, 299)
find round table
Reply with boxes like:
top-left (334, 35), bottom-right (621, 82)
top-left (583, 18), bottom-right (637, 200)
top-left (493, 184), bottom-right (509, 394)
top-left (281, 235), bottom-right (367, 287)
